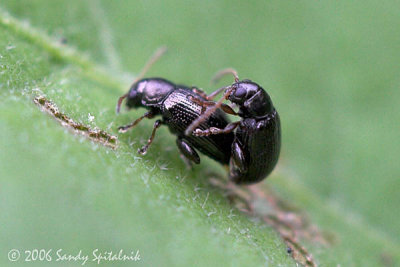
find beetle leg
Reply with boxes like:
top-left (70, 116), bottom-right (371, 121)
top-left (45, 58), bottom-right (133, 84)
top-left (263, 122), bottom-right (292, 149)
top-left (192, 82), bottom-right (234, 102)
top-left (231, 139), bottom-right (248, 173)
top-left (188, 96), bottom-right (215, 107)
top-left (138, 120), bottom-right (163, 155)
top-left (188, 95), bottom-right (230, 114)
top-left (187, 95), bottom-right (212, 113)
top-left (228, 139), bottom-right (248, 184)
top-left (185, 87), bottom-right (234, 136)
top-left (191, 87), bottom-right (209, 99)
top-left (192, 121), bottom-right (240, 137)
top-left (118, 111), bottom-right (154, 133)
top-left (188, 95), bottom-right (238, 115)
top-left (206, 85), bottom-right (231, 100)
top-left (176, 138), bottom-right (200, 165)
top-left (192, 85), bottom-right (229, 101)
top-left (220, 103), bottom-right (238, 115)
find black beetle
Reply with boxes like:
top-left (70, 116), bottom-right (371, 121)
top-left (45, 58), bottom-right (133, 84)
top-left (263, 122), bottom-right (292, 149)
top-left (185, 69), bottom-right (281, 184)
top-left (116, 49), bottom-right (234, 166)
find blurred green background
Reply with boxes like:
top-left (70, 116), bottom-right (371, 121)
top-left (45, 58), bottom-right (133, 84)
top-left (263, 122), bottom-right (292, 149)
top-left (1, 0), bottom-right (399, 266)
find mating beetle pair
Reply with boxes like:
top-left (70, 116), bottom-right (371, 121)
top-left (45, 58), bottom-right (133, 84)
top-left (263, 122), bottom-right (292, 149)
top-left (117, 49), bottom-right (281, 184)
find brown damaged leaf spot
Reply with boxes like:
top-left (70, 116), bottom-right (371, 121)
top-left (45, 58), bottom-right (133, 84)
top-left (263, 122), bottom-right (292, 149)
top-left (210, 178), bottom-right (337, 267)
top-left (380, 252), bottom-right (395, 267)
top-left (34, 96), bottom-right (118, 149)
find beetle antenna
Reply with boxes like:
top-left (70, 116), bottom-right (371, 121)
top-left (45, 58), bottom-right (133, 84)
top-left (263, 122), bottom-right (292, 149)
top-left (116, 46), bottom-right (167, 114)
top-left (116, 93), bottom-right (128, 113)
top-left (185, 86), bottom-right (233, 136)
top-left (212, 68), bottom-right (239, 84)
top-left (136, 45), bottom-right (168, 83)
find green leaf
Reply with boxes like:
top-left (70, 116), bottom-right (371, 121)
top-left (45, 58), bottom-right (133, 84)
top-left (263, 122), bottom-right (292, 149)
top-left (1, 1), bottom-right (399, 266)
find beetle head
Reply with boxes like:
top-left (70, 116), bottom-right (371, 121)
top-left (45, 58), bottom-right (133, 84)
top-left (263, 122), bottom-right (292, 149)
top-left (117, 78), bottom-right (175, 112)
top-left (228, 80), bottom-right (274, 118)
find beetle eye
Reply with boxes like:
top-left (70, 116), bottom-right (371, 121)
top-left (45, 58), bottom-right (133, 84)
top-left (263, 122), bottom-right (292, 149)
top-left (234, 87), bottom-right (246, 99)
top-left (129, 90), bottom-right (137, 99)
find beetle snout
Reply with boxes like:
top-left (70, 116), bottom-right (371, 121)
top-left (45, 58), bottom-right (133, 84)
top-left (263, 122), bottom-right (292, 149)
top-left (126, 88), bottom-right (142, 108)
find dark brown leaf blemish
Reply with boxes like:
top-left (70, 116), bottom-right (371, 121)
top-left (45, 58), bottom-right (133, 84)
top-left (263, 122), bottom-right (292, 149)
top-left (34, 96), bottom-right (118, 149)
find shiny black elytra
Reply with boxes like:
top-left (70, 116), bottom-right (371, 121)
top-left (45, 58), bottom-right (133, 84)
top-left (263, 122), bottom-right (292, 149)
top-left (186, 69), bottom-right (281, 184)
top-left (116, 77), bottom-right (234, 166)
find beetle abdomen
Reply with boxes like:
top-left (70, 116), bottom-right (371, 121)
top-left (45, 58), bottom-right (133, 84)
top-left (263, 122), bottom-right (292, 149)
top-left (230, 110), bottom-right (281, 184)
